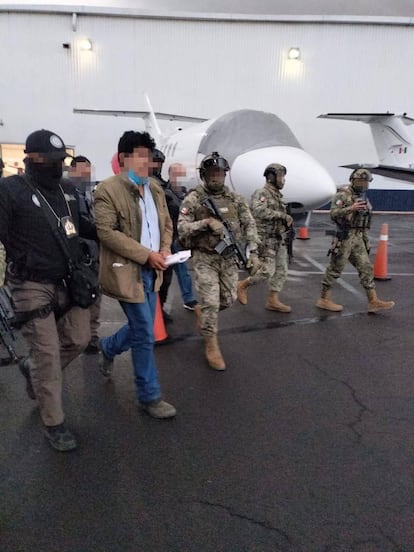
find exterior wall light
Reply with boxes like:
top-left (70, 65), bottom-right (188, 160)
top-left (79, 38), bottom-right (93, 51)
top-left (288, 47), bottom-right (301, 60)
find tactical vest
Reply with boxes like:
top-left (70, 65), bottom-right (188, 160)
top-left (253, 185), bottom-right (287, 239)
top-left (334, 187), bottom-right (372, 230)
top-left (192, 185), bottom-right (241, 251)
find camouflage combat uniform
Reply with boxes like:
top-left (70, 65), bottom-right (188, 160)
top-left (317, 167), bottom-right (394, 313)
top-left (178, 184), bottom-right (258, 336)
top-left (249, 182), bottom-right (290, 292)
top-left (322, 185), bottom-right (374, 290)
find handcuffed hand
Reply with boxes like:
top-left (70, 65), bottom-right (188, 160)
top-left (208, 218), bottom-right (224, 235)
top-left (246, 253), bottom-right (261, 276)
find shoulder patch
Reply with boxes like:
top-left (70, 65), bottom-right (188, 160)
top-left (259, 196), bottom-right (267, 203)
top-left (180, 207), bottom-right (189, 216)
top-left (335, 199), bottom-right (344, 207)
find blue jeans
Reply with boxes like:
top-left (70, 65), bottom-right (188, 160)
top-left (100, 268), bottom-right (161, 404)
top-left (172, 242), bottom-right (195, 304)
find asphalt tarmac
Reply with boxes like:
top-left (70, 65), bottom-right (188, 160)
top-left (1, 212), bottom-right (413, 552)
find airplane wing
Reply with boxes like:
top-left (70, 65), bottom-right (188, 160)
top-left (318, 113), bottom-right (414, 125)
top-left (73, 108), bottom-right (207, 123)
top-left (341, 164), bottom-right (414, 183)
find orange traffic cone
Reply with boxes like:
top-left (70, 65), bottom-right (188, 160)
top-left (154, 295), bottom-right (168, 343)
top-left (374, 223), bottom-right (391, 281)
top-left (297, 226), bottom-right (310, 240)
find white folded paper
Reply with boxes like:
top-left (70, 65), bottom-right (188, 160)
top-left (165, 250), bottom-right (192, 267)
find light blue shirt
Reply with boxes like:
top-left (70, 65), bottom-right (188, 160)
top-left (139, 187), bottom-right (160, 252)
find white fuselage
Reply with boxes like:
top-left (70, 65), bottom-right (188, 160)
top-left (159, 110), bottom-right (336, 211)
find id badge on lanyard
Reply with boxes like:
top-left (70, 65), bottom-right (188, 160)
top-left (61, 216), bottom-right (78, 238)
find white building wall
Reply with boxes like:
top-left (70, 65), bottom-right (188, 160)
top-left (1, 9), bottom-right (413, 182)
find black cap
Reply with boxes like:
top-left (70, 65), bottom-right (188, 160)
top-left (24, 129), bottom-right (70, 160)
top-left (153, 149), bottom-right (165, 163)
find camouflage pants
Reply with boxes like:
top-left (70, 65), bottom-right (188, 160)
top-left (322, 232), bottom-right (374, 290)
top-left (192, 249), bottom-right (238, 336)
top-left (250, 239), bottom-right (288, 292)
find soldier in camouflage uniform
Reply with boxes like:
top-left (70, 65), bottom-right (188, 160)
top-left (177, 152), bottom-right (260, 371)
top-left (237, 163), bottom-right (293, 312)
top-left (316, 168), bottom-right (394, 313)
top-left (0, 242), bottom-right (5, 287)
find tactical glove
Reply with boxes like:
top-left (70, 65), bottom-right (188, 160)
top-left (285, 214), bottom-right (293, 227)
top-left (246, 253), bottom-right (261, 276)
top-left (208, 218), bottom-right (224, 235)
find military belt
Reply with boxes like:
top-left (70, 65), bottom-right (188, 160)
top-left (8, 264), bottom-right (67, 286)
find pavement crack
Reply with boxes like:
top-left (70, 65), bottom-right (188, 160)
top-left (193, 499), bottom-right (292, 543)
top-left (302, 357), bottom-right (372, 443)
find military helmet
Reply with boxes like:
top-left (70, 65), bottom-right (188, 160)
top-left (199, 151), bottom-right (230, 179)
top-left (153, 148), bottom-right (165, 164)
top-left (263, 163), bottom-right (287, 179)
top-left (349, 168), bottom-right (373, 182)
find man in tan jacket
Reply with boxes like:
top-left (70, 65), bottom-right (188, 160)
top-left (94, 131), bottom-right (176, 418)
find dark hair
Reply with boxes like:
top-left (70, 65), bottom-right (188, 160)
top-left (70, 155), bottom-right (91, 167)
top-left (118, 131), bottom-right (156, 156)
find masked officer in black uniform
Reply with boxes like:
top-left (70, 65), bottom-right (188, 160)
top-left (0, 129), bottom-right (96, 452)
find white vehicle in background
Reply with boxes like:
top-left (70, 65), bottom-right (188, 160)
top-left (74, 97), bottom-right (336, 222)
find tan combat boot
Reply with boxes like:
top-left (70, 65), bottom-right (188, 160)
top-left (367, 289), bottom-right (395, 313)
top-left (315, 288), bottom-right (343, 312)
top-left (204, 336), bottom-right (226, 371)
top-left (237, 278), bottom-right (250, 305)
top-left (194, 304), bottom-right (202, 334)
top-left (265, 292), bottom-right (292, 313)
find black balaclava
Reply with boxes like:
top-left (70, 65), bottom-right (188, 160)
top-left (25, 158), bottom-right (63, 190)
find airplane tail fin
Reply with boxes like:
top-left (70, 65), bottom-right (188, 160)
top-left (144, 94), bottom-right (162, 143)
top-left (318, 112), bottom-right (414, 167)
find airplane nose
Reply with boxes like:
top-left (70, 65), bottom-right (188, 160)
top-left (229, 146), bottom-right (337, 210)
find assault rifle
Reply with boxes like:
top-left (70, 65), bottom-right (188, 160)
top-left (284, 203), bottom-right (296, 263)
top-left (0, 286), bottom-right (18, 365)
top-left (201, 196), bottom-right (248, 268)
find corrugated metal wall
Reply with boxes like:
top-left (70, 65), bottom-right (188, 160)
top-left (1, 11), bottom-right (413, 181)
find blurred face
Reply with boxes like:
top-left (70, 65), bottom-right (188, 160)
top-left (267, 171), bottom-right (285, 189)
top-left (120, 147), bottom-right (151, 178)
top-left (205, 167), bottom-right (226, 192)
top-left (25, 152), bottom-right (64, 185)
top-left (169, 165), bottom-right (187, 188)
top-left (70, 161), bottom-right (91, 181)
top-left (27, 152), bottom-right (63, 166)
top-left (352, 178), bottom-right (369, 193)
top-left (276, 173), bottom-right (286, 190)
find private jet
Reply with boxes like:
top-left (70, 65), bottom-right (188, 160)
top-left (74, 99), bottom-right (337, 219)
top-left (318, 112), bottom-right (414, 183)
